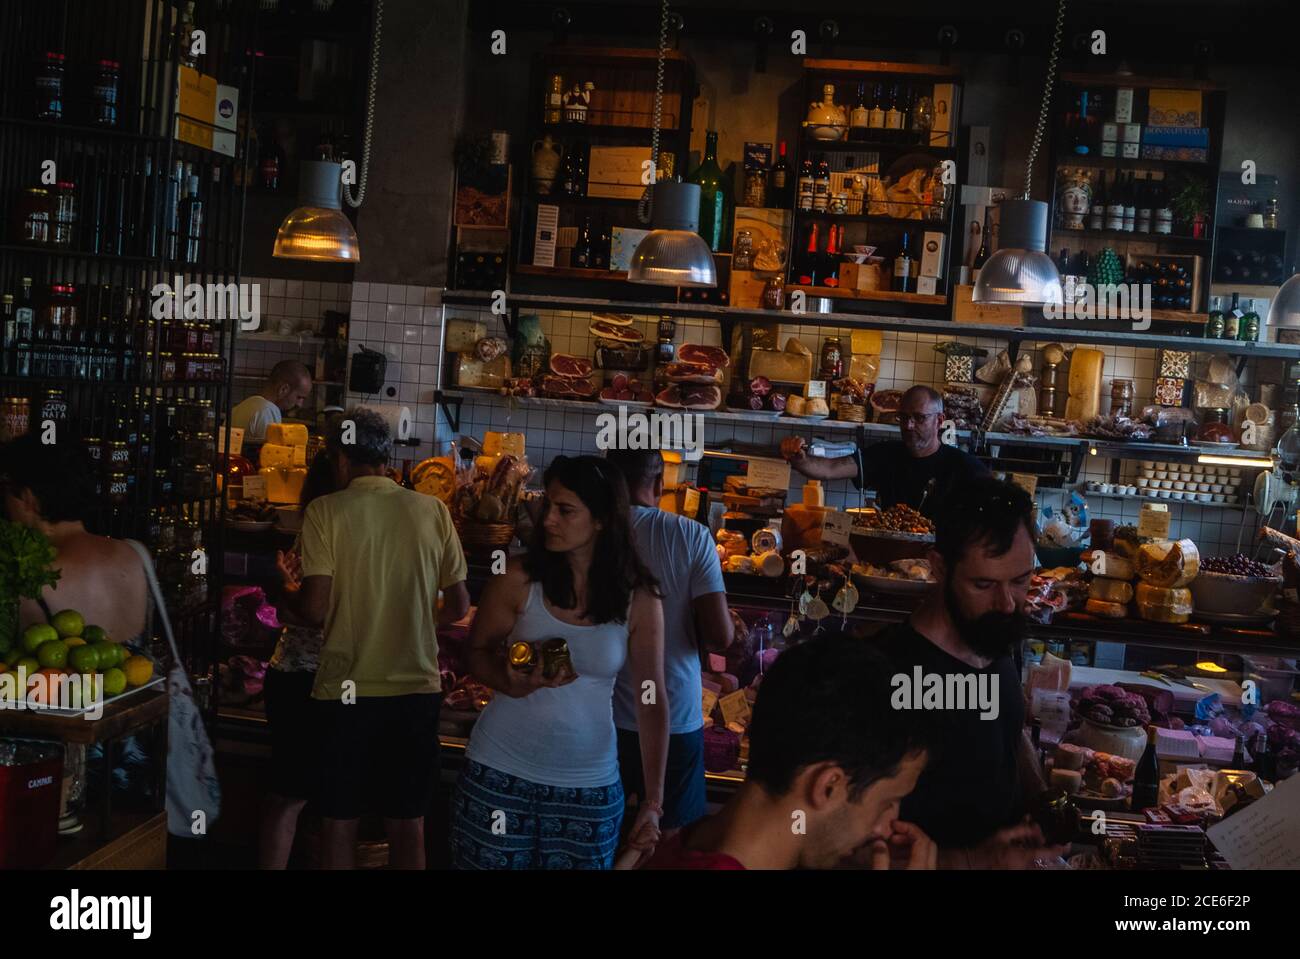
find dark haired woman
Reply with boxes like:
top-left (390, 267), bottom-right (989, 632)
top-left (450, 455), bottom-right (668, 869)
top-left (259, 451), bottom-right (337, 868)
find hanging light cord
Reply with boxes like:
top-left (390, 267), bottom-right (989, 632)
top-left (344, 0), bottom-right (383, 208)
top-left (637, 0), bottom-right (671, 224)
top-left (1023, 0), bottom-right (1066, 199)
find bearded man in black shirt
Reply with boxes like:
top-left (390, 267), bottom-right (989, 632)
top-left (870, 476), bottom-right (1067, 868)
top-left (783, 385), bottom-right (987, 518)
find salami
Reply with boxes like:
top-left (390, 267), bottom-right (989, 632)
top-left (678, 343), bottom-right (730, 368)
top-left (549, 354), bottom-right (593, 378)
top-left (592, 312), bottom-right (634, 327)
top-left (749, 375), bottom-right (772, 396)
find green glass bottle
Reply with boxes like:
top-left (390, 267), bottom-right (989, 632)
top-left (687, 130), bottom-right (733, 252)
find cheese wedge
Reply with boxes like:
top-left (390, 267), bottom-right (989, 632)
top-left (750, 348), bottom-right (812, 384)
top-left (265, 422), bottom-right (308, 447)
top-left (260, 466), bottom-right (306, 504)
top-left (1136, 539), bottom-right (1201, 588)
top-left (259, 443), bottom-right (295, 469)
top-left (1081, 549), bottom-right (1135, 580)
top-left (1135, 583), bottom-right (1194, 623)
top-left (1089, 578), bottom-right (1134, 604)
top-left (1085, 598), bottom-right (1128, 618)
top-left (1064, 348), bottom-right (1105, 422)
top-left (484, 431), bottom-right (526, 458)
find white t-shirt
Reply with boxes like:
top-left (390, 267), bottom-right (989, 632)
top-left (614, 505), bottom-right (726, 735)
top-left (231, 395), bottom-right (281, 443)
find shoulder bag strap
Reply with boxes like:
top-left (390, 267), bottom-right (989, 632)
top-left (123, 539), bottom-right (182, 667)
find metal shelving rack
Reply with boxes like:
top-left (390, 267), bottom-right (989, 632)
top-left (0, 0), bottom-right (254, 707)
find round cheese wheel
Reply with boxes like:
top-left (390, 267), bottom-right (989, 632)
top-left (1089, 577), bottom-right (1135, 604)
top-left (786, 395), bottom-right (807, 416)
top-left (1086, 598), bottom-right (1128, 619)
top-left (1137, 538), bottom-right (1201, 588)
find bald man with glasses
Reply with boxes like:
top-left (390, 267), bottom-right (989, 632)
top-left (784, 385), bottom-right (988, 518)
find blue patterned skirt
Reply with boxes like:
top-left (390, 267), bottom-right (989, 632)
top-left (449, 759), bottom-right (624, 869)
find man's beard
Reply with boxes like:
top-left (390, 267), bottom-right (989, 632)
top-left (943, 582), bottom-right (1027, 660)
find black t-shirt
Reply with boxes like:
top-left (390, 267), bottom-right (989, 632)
top-left (875, 622), bottom-right (1025, 848)
top-left (853, 441), bottom-right (988, 518)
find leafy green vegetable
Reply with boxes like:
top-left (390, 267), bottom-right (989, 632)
top-left (0, 520), bottom-right (60, 647)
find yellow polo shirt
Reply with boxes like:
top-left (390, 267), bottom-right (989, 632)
top-left (300, 475), bottom-right (467, 700)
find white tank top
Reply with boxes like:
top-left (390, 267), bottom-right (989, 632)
top-left (467, 581), bottom-right (630, 787)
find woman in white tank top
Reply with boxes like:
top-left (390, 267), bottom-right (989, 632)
top-left (451, 456), bottom-right (668, 870)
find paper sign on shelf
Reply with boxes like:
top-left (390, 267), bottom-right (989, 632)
top-left (1138, 502), bottom-right (1172, 540)
top-left (1206, 773), bottom-right (1300, 869)
top-left (820, 509), bottom-right (853, 548)
top-left (718, 690), bottom-right (751, 726)
top-left (218, 426), bottom-right (244, 457)
top-left (805, 380), bottom-right (827, 399)
top-left (745, 457), bottom-right (791, 492)
top-left (241, 475), bottom-right (268, 502)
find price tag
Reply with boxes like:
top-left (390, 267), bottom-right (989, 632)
top-left (1032, 689), bottom-right (1073, 741)
top-left (719, 689), bottom-right (752, 726)
top-left (1138, 502), bottom-right (1172, 540)
top-left (820, 509), bottom-right (853, 547)
top-left (701, 688), bottom-right (719, 722)
top-left (219, 426), bottom-right (245, 456)
top-left (241, 475), bottom-right (268, 503)
top-left (805, 379), bottom-right (828, 399)
top-left (745, 457), bottom-right (791, 491)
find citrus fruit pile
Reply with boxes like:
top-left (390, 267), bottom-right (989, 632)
top-left (0, 608), bottom-right (156, 708)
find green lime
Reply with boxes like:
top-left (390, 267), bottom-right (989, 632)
top-left (2, 645), bottom-right (25, 667)
top-left (22, 623), bottom-right (58, 654)
top-left (50, 609), bottom-right (85, 639)
top-left (90, 642), bottom-right (119, 669)
top-left (69, 645), bottom-right (100, 674)
top-left (36, 640), bottom-right (69, 670)
top-left (14, 656), bottom-right (40, 677)
top-left (103, 668), bottom-right (127, 697)
top-left (82, 625), bottom-right (108, 644)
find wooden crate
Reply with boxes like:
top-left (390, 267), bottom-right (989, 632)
top-left (952, 284), bottom-right (1026, 325)
top-left (1124, 251), bottom-right (1203, 314)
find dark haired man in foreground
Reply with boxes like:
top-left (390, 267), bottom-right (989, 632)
top-left (643, 632), bottom-right (937, 870)
top-left (875, 476), bottom-right (1066, 868)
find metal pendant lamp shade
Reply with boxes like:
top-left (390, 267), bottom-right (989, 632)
top-left (1267, 272), bottom-right (1300, 331)
top-left (972, 198), bottom-right (1063, 306)
top-left (628, 180), bottom-right (717, 287)
top-left (273, 160), bottom-right (361, 262)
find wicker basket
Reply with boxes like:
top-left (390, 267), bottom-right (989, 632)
top-left (837, 402), bottom-right (867, 423)
top-left (456, 520), bottom-right (517, 550)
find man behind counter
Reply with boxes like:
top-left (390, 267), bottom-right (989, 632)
top-left (231, 360), bottom-right (313, 445)
top-left (872, 476), bottom-right (1066, 869)
top-left (783, 385), bottom-right (987, 517)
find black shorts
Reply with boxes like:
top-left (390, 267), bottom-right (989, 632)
top-left (313, 692), bottom-right (442, 820)
top-left (264, 669), bottom-right (318, 801)
top-left (616, 727), bottom-right (707, 830)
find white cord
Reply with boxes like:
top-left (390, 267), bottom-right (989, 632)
top-left (636, 0), bottom-right (671, 224)
top-left (344, 0), bottom-right (383, 208)
top-left (1024, 0), bottom-right (1066, 199)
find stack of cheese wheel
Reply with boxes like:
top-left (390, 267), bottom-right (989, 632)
top-left (1134, 538), bottom-right (1200, 624)
top-left (259, 422), bottom-right (310, 504)
top-left (1081, 548), bottom-right (1136, 619)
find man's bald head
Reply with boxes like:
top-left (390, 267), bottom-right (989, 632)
top-left (266, 360), bottom-right (313, 412)
top-left (898, 384), bottom-right (944, 457)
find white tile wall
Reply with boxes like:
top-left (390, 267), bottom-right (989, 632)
top-left (336, 286), bottom-right (1269, 557)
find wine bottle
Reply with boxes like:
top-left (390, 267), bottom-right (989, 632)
top-left (813, 154), bottom-right (830, 212)
top-left (867, 82), bottom-right (885, 135)
top-left (849, 84), bottom-right (869, 142)
top-left (1122, 172), bottom-right (1136, 232)
top-left (884, 84), bottom-right (903, 141)
top-left (1135, 172), bottom-right (1152, 233)
top-left (823, 224), bottom-right (842, 288)
top-left (572, 215), bottom-right (594, 268)
top-left (1105, 172), bottom-right (1125, 231)
top-left (899, 85), bottom-right (914, 144)
top-left (770, 140), bottom-right (790, 208)
top-left (1224, 292), bottom-right (1241, 339)
top-left (971, 214), bottom-right (990, 281)
top-left (1058, 247), bottom-right (1074, 300)
top-left (798, 221), bottom-right (820, 285)
top-left (183, 171), bottom-right (203, 264)
top-left (14, 278), bottom-right (34, 377)
top-left (796, 156), bottom-right (815, 211)
top-left (1088, 170), bottom-right (1105, 230)
top-left (1072, 90), bottom-right (1092, 155)
top-left (687, 131), bottom-right (732, 252)
top-left (1131, 725), bottom-right (1160, 811)
top-left (1153, 174), bottom-right (1173, 235)
top-left (893, 232), bottom-right (914, 293)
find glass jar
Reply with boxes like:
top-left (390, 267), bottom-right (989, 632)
top-left (1110, 379), bottom-right (1134, 418)
top-left (39, 388), bottom-right (68, 423)
top-left (35, 52), bottom-right (65, 120)
top-left (154, 467), bottom-right (175, 505)
top-left (181, 463), bottom-right (213, 500)
top-left (819, 336), bottom-right (843, 380)
top-left (0, 397), bottom-right (31, 441)
top-left (198, 324), bottom-right (217, 352)
top-left (91, 59), bottom-right (120, 126)
top-left (157, 511), bottom-right (177, 551)
top-left (732, 230), bottom-right (754, 270)
top-left (180, 431), bottom-right (215, 466)
top-left (761, 275), bottom-right (785, 310)
top-left (84, 436), bottom-right (104, 469)
top-left (829, 191), bottom-right (849, 214)
top-left (106, 472), bottom-right (130, 507)
top-left (743, 168), bottom-right (767, 208)
top-left (104, 439), bottom-right (132, 472)
top-left (144, 509), bottom-right (163, 549)
top-left (51, 181), bottom-right (76, 247)
top-left (44, 284), bottom-right (78, 341)
top-left (1196, 409), bottom-right (1235, 444)
top-left (15, 187), bottom-right (52, 244)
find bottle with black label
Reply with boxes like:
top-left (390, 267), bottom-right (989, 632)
top-left (182, 171), bottom-right (203, 263)
top-left (1153, 174), bottom-right (1173, 235)
top-left (813, 154), bottom-right (830, 212)
top-left (1104, 171), bottom-right (1125, 231)
top-left (1122, 172), bottom-right (1136, 232)
top-left (796, 156), bottom-right (815, 211)
top-left (13, 278), bottom-right (34, 377)
top-left (892, 232), bottom-right (914, 293)
top-left (1131, 725), bottom-right (1160, 811)
top-left (1, 295), bottom-right (12, 376)
top-left (849, 84), bottom-right (869, 142)
top-left (1088, 170), bottom-right (1106, 230)
top-left (572, 215), bottom-right (593, 268)
top-left (770, 140), bottom-right (790, 208)
top-left (1135, 173), bottom-right (1152, 233)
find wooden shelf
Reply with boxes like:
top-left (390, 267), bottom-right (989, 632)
top-left (1210, 283), bottom-right (1281, 298)
top-left (1050, 227), bottom-right (1210, 247)
top-left (794, 209), bottom-right (949, 226)
top-left (51, 810), bottom-right (167, 871)
top-left (803, 58), bottom-right (961, 78)
top-left (800, 137), bottom-right (954, 155)
top-left (1059, 73), bottom-right (1227, 91)
top-left (515, 264), bottom-right (629, 281)
top-left (0, 687), bottom-right (167, 745)
top-left (784, 284), bottom-right (947, 305)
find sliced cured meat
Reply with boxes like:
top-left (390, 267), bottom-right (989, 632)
top-left (749, 394), bottom-right (765, 411)
top-left (749, 375), bottom-right (772, 396)
top-left (592, 312), bottom-right (634, 327)
top-left (678, 383), bottom-right (721, 410)
top-left (589, 321), bottom-right (645, 344)
top-left (610, 372), bottom-right (629, 392)
top-left (655, 385), bottom-right (684, 408)
top-left (665, 361), bottom-right (721, 384)
top-left (679, 343), bottom-right (730, 368)
top-left (635, 389), bottom-right (654, 404)
top-left (543, 374), bottom-right (595, 398)
top-left (871, 388), bottom-right (904, 412)
top-left (599, 386), bottom-right (619, 400)
top-left (549, 354), bottom-right (593, 378)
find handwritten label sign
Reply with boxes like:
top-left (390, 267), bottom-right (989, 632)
top-left (1206, 773), bottom-right (1300, 868)
top-left (1138, 502), bottom-right (1172, 540)
top-left (819, 509), bottom-right (853, 548)
top-left (745, 457), bottom-right (791, 492)
top-left (218, 426), bottom-right (245, 456)
top-left (805, 379), bottom-right (827, 399)
top-left (718, 690), bottom-right (752, 726)
top-left (242, 475), bottom-right (268, 502)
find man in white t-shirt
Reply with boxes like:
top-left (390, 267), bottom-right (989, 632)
top-left (231, 360), bottom-right (313, 444)
top-left (606, 449), bottom-right (740, 830)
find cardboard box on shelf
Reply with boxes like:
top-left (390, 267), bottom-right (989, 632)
top-left (919, 231), bottom-right (945, 278)
top-left (588, 146), bottom-right (652, 199)
top-left (610, 226), bottom-right (650, 272)
top-left (930, 83), bottom-right (958, 147)
top-left (1147, 89), bottom-right (1203, 127)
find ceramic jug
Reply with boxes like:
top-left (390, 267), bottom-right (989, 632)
top-left (805, 83), bottom-right (847, 141)
top-left (531, 135), bottom-right (563, 195)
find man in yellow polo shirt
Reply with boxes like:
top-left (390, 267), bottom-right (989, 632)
top-left (293, 407), bottom-right (470, 869)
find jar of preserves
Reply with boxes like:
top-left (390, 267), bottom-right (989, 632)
top-left (84, 436), bottom-right (104, 469)
top-left (39, 388), bottom-right (68, 423)
top-left (157, 511), bottom-right (177, 551)
top-left (1110, 379), bottom-right (1134, 418)
top-left (104, 439), bottom-right (132, 472)
top-left (91, 59), bottom-right (120, 126)
top-left (180, 431), bottom-right (215, 465)
top-left (106, 472), bottom-right (130, 507)
top-left (181, 463), bottom-right (213, 500)
top-left (44, 284), bottom-right (78, 340)
top-left (198, 324), bottom-right (217, 352)
top-left (51, 181), bottom-right (76, 247)
top-left (144, 509), bottom-right (163, 549)
top-left (35, 52), bottom-right (65, 120)
top-left (14, 187), bottom-right (53, 244)
top-left (0, 397), bottom-right (31, 441)
top-left (1196, 409), bottom-right (1235, 444)
top-left (819, 336), bottom-right (843, 380)
top-left (732, 230), bottom-right (754, 270)
top-left (760, 275), bottom-right (784, 310)
top-left (160, 354), bottom-right (178, 381)
top-left (154, 467), bottom-right (175, 504)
